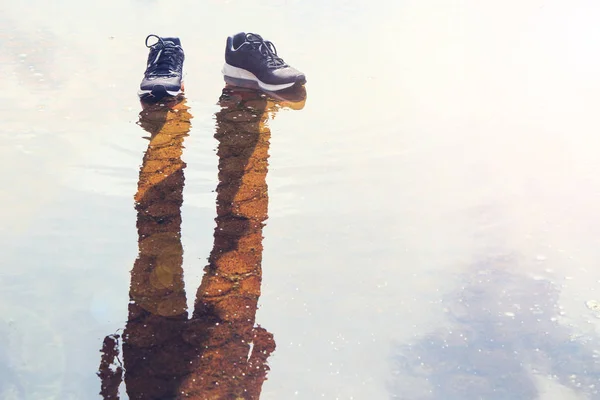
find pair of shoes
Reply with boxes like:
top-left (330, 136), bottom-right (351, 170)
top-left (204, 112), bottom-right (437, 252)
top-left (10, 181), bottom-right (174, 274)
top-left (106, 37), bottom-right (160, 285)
top-left (139, 32), bottom-right (306, 99)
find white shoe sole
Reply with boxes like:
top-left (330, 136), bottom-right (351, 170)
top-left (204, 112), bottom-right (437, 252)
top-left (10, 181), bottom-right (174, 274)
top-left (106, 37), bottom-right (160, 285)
top-left (138, 87), bottom-right (183, 98)
top-left (222, 63), bottom-right (296, 92)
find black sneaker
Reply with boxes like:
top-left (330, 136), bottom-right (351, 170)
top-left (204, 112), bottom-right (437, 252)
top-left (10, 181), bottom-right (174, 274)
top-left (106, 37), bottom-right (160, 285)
top-left (222, 32), bottom-right (306, 92)
top-left (139, 34), bottom-right (185, 99)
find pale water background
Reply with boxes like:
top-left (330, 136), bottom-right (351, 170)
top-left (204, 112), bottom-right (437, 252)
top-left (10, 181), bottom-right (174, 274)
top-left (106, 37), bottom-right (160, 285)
top-left (3, 0), bottom-right (600, 399)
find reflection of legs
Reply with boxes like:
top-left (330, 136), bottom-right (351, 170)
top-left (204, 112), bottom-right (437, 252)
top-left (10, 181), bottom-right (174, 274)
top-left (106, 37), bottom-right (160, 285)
top-left (99, 92), bottom-right (276, 399)
top-left (99, 86), bottom-right (306, 399)
top-left (99, 98), bottom-right (193, 400)
top-left (178, 86), bottom-right (306, 398)
top-left (124, 98), bottom-right (193, 399)
top-left (194, 88), bottom-right (271, 320)
top-left (130, 99), bottom-right (190, 318)
top-left (177, 88), bottom-right (276, 399)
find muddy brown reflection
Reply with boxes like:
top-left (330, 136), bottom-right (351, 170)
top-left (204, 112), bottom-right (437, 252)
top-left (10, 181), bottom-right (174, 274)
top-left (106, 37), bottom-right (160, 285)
top-left (98, 86), bottom-right (306, 399)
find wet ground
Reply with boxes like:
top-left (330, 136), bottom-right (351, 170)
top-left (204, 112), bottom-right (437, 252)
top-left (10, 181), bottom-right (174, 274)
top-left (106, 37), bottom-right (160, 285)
top-left (3, 0), bottom-right (600, 399)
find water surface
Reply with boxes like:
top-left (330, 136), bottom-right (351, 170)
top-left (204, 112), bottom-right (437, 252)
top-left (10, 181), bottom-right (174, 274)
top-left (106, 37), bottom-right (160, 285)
top-left (3, 0), bottom-right (600, 399)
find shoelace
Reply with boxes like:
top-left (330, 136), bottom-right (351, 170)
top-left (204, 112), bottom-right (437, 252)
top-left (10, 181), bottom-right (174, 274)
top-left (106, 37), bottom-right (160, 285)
top-left (145, 34), bottom-right (183, 76)
top-left (245, 33), bottom-right (286, 68)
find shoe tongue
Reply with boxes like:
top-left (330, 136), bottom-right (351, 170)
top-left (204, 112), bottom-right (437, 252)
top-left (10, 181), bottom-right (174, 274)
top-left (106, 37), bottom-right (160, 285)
top-left (246, 33), bottom-right (262, 42)
top-left (162, 37), bottom-right (181, 46)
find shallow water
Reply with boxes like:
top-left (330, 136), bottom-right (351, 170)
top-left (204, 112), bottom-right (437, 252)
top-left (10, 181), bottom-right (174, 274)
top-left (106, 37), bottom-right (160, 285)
top-left (3, 0), bottom-right (600, 399)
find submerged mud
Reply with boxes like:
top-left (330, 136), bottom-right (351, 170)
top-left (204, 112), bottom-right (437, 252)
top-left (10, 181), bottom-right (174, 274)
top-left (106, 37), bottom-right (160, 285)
top-left (390, 257), bottom-right (600, 400)
top-left (98, 86), bottom-right (306, 399)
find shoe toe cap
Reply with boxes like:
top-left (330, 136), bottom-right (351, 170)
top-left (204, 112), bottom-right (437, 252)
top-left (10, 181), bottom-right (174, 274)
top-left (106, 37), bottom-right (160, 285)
top-left (268, 67), bottom-right (305, 84)
top-left (140, 75), bottom-right (182, 91)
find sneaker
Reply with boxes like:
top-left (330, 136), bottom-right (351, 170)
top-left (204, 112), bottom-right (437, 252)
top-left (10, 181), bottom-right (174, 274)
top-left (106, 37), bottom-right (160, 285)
top-left (139, 34), bottom-right (185, 99)
top-left (222, 32), bottom-right (306, 92)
